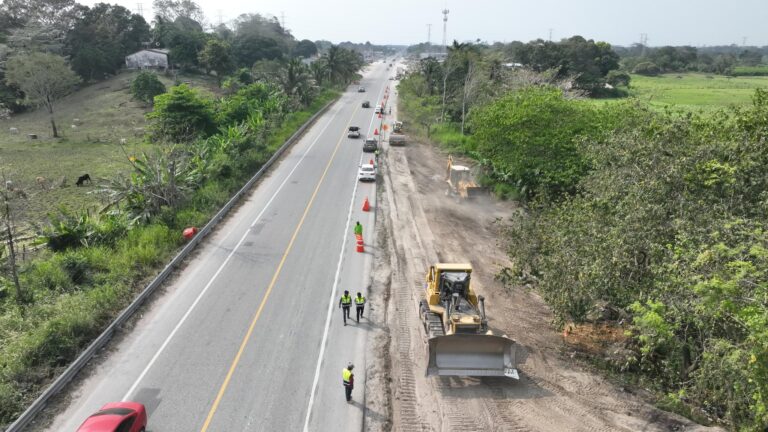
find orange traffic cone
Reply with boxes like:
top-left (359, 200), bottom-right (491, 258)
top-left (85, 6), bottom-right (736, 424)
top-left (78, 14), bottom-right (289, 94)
top-left (362, 197), bottom-right (370, 212)
top-left (374, 128), bottom-right (379, 135)
top-left (369, 159), bottom-right (374, 165)
top-left (356, 234), bottom-right (364, 252)
top-left (378, 113), bottom-right (382, 119)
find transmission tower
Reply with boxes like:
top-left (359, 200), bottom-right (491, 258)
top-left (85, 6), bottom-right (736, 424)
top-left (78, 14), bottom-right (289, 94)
top-left (441, 8), bottom-right (449, 53)
top-left (640, 33), bottom-right (648, 56)
top-left (281, 12), bottom-right (286, 30)
top-left (427, 24), bottom-right (432, 47)
top-left (136, 2), bottom-right (143, 17)
top-left (548, 28), bottom-right (553, 42)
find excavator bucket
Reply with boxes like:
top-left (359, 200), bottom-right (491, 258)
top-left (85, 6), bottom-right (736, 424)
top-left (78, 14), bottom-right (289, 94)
top-left (427, 334), bottom-right (518, 379)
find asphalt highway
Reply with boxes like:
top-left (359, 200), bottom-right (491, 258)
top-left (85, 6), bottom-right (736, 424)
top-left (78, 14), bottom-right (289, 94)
top-left (44, 60), bottom-right (394, 432)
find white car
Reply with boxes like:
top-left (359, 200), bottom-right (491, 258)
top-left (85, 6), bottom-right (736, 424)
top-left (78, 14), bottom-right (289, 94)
top-left (357, 164), bottom-right (376, 182)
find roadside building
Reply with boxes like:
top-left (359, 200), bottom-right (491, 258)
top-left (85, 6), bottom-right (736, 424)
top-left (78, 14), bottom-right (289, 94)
top-left (125, 49), bottom-right (170, 70)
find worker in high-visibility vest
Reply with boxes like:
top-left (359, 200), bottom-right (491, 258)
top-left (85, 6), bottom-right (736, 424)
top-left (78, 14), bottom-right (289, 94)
top-left (355, 292), bottom-right (366, 322)
top-left (342, 363), bottom-right (354, 402)
top-left (338, 290), bottom-right (352, 325)
top-left (354, 221), bottom-right (363, 237)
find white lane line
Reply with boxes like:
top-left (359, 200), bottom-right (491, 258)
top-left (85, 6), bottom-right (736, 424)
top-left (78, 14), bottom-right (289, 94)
top-left (302, 151), bottom-right (365, 432)
top-left (122, 103), bottom-right (341, 401)
top-left (302, 70), bottom-right (389, 431)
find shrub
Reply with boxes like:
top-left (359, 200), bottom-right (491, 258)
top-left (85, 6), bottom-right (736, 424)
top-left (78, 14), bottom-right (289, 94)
top-left (130, 71), bottom-right (166, 105)
top-left (633, 62), bottom-right (661, 76)
top-left (147, 84), bottom-right (216, 142)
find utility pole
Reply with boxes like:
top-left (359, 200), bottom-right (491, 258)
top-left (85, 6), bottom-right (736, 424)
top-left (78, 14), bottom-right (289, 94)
top-left (217, 9), bottom-right (223, 26)
top-left (442, 8), bottom-right (449, 54)
top-left (281, 12), bottom-right (286, 30)
top-left (742, 36), bottom-right (747, 47)
top-left (427, 24), bottom-right (432, 47)
top-left (640, 33), bottom-right (648, 56)
top-left (548, 28), bottom-right (553, 42)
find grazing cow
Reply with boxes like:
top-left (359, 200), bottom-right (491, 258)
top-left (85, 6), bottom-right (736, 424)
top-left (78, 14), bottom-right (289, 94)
top-left (36, 176), bottom-right (48, 190)
top-left (75, 174), bottom-right (91, 187)
top-left (119, 138), bottom-right (127, 145)
top-left (9, 127), bottom-right (18, 134)
top-left (71, 124), bottom-right (77, 129)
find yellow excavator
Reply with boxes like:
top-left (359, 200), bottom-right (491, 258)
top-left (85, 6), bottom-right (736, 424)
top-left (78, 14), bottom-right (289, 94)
top-left (446, 155), bottom-right (485, 198)
top-left (419, 263), bottom-right (518, 379)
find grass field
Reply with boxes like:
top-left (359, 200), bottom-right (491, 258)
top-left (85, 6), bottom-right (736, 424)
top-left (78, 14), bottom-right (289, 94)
top-left (625, 73), bottom-right (768, 110)
top-left (0, 70), bottom-right (219, 232)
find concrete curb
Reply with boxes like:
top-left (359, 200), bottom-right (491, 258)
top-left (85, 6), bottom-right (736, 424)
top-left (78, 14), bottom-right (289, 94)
top-left (5, 97), bottom-right (339, 432)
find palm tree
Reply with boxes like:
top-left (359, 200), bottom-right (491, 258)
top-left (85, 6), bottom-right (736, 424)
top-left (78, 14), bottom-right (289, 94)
top-left (310, 59), bottom-right (327, 86)
top-left (323, 45), bottom-right (346, 83)
top-left (280, 58), bottom-right (314, 106)
top-left (320, 45), bottom-right (363, 85)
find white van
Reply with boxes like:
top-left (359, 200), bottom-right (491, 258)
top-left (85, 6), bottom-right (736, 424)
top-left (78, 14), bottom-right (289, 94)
top-left (375, 104), bottom-right (382, 114)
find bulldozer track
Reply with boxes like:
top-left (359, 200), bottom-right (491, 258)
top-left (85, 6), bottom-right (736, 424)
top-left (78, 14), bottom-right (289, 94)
top-left (391, 269), bottom-right (427, 432)
top-left (434, 378), bottom-right (492, 432)
top-left (479, 378), bottom-right (529, 432)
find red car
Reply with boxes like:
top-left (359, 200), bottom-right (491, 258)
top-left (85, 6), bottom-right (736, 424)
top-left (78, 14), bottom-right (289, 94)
top-left (76, 401), bottom-right (147, 432)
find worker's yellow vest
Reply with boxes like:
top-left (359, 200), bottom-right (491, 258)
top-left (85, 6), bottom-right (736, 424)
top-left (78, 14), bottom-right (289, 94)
top-left (341, 295), bottom-right (352, 305)
top-left (342, 368), bottom-right (352, 383)
top-left (355, 296), bottom-right (365, 305)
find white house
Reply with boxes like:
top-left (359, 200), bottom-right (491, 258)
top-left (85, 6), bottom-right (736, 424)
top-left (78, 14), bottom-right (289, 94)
top-left (125, 49), bottom-right (170, 70)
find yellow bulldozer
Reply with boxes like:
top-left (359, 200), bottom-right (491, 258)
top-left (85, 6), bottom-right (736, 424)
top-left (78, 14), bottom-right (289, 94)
top-left (446, 155), bottom-right (485, 198)
top-left (419, 263), bottom-right (518, 379)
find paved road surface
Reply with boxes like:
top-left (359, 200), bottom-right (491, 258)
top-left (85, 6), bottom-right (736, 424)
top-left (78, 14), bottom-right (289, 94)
top-left (42, 61), bottom-right (394, 432)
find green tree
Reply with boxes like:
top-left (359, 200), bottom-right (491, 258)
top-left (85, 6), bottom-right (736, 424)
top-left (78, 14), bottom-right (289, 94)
top-left (279, 58), bottom-right (314, 105)
top-left (469, 87), bottom-right (599, 196)
top-left (65, 3), bottom-right (150, 80)
top-left (233, 33), bottom-right (283, 67)
top-left (198, 38), bottom-right (234, 84)
top-left (5, 52), bottom-right (80, 137)
top-left (293, 39), bottom-right (317, 58)
top-left (606, 70), bottom-right (631, 87)
top-left (167, 25), bottom-right (206, 69)
top-left (152, 0), bottom-right (204, 23)
top-left (130, 71), bottom-right (166, 105)
top-left (632, 61), bottom-right (661, 76)
top-left (147, 84), bottom-right (215, 142)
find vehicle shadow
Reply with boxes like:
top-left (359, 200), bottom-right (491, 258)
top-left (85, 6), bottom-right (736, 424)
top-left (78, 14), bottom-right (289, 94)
top-left (133, 387), bottom-right (162, 417)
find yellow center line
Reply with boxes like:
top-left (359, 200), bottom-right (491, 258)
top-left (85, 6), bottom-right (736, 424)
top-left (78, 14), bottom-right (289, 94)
top-left (199, 102), bottom-right (360, 432)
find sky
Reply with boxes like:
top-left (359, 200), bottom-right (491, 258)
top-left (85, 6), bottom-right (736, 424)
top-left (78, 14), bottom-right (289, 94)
top-left (78, 0), bottom-right (768, 47)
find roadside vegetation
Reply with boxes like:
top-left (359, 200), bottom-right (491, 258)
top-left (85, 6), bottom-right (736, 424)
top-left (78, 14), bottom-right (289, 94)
top-left (0, 0), bottom-right (364, 425)
top-left (399, 37), bottom-right (768, 430)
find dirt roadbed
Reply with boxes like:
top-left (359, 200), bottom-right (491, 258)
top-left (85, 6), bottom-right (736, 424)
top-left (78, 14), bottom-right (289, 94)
top-left (363, 137), bottom-right (721, 432)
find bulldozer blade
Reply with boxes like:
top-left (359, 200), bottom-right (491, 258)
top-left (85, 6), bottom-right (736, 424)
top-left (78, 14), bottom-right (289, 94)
top-left (427, 334), bottom-right (518, 379)
top-left (464, 186), bottom-right (487, 198)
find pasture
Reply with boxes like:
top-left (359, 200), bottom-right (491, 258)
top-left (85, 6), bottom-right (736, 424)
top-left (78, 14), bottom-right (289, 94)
top-left (0, 70), bottom-right (218, 231)
top-left (627, 73), bottom-right (768, 109)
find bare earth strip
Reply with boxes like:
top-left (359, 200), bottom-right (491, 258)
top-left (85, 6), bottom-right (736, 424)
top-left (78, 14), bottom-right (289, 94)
top-left (368, 133), bottom-right (723, 432)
